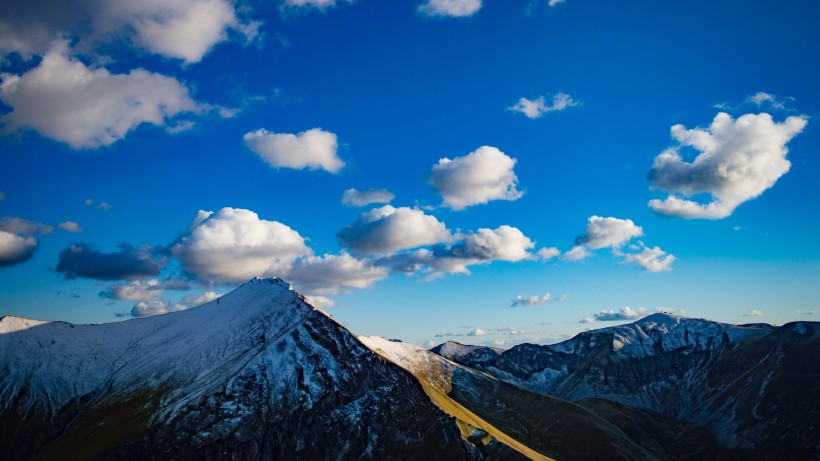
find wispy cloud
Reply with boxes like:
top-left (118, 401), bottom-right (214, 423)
top-left (508, 93), bottom-right (579, 119)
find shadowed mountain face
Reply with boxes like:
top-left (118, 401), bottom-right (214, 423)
top-left (362, 336), bottom-right (732, 461)
top-left (0, 278), bottom-right (505, 461)
top-left (433, 314), bottom-right (820, 459)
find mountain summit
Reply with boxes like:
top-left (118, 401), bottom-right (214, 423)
top-left (0, 278), bottom-right (510, 460)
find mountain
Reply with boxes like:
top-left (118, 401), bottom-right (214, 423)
top-left (361, 336), bottom-right (730, 461)
top-left (432, 313), bottom-right (820, 459)
top-left (0, 278), bottom-right (506, 461)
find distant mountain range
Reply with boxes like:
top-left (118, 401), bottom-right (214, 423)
top-left (1, 278), bottom-right (818, 460)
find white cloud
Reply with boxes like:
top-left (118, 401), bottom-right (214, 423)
top-left (243, 128), bottom-right (344, 174)
top-left (579, 317), bottom-right (594, 324)
top-left (593, 307), bottom-right (647, 321)
top-left (57, 221), bottom-right (83, 233)
top-left (548, 0), bottom-right (566, 6)
top-left (342, 188), bottom-right (395, 207)
top-left (508, 93), bottom-right (578, 119)
top-left (576, 216), bottom-right (643, 249)
top-left (180, 291), bottom-right (221, 307)
top-left (126, 0), bottom-right (250, 63)
top-left (428, 146), bottom-right (523, 210)
top-left (491, 338), bottom-right (506, 346)
top-left (745, 92), bottom-right (793, 110)
top-left (0, 217), bottom-right (53, 236)
top-left (511, 293), bottom-right (550, 307)
top-left (794, 310), bottom-right (816, 315)
top-left (0, 43), bottom-right (203, 149)
top-left (743, 309), bottom-right (764, 317)
top-left (337, 205), bottom-right (452, 255)
top-left (558, 294), bottom-right (569, 302)
top-left (287, 252), bottom-right (388, 296)
top-left (561, 245), bottom-right (590, 261)
top-left (172, 208), bottom-right (311, 283)
top-left (418, 0), bottom-right (482, 17)
top-left (98, 202), bottom-right (113, 211)
top-left (536, 247), bottom-right (560, 261)
top-left (623, 245), bottom-right (675, 272)
top-left (378, 225), bottom-right (535, 275)
top-left (466, 328), bottom-right (487, 337)
top-left (100, 279), bottom-right (163, 301)
top-left (0, 230), bottom-right (38, 267)
top-left (305, 295), bottom-right (335, 309)
top-left (130, 300), bottom-right (185, 318)
top-left (283, 0), bottom-right (347, 10)
top-left (0, 0), bottom-right (255, 62)
top-left (648, 112), bottom-right (807, 219)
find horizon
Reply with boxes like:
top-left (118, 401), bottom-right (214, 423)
top-left (1, 0), bottom-right (819, 349)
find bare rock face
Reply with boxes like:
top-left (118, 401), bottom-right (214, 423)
top-left (433, 313), bottom-right (820, 458)
top-left (0, 278), bottom-right (489, 461)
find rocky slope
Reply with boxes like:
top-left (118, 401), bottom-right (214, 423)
top-left (0, 278), bottom-right (498, 461)
top-left (433, 313), bottom-right (820, 458)
top-left (362, 336), bottom-right (729, 461)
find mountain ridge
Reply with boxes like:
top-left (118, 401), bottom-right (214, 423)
top-left (0, 278), bottom-right (501, 460)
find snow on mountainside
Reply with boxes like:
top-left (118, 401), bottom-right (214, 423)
top-left (430, 341), bottom-right (504, 365)
top-left (549, 313), bottom-right (767, 357)
top-left (433, 313), bottom-right (820, 457)
top-left (0, 278), bottom-right (489, 461)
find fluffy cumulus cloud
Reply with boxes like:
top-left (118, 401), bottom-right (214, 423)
top-left (0, 0), bottom-right (256, 62)
top-left (428, 146), bottom-right (523, 210)
top-left (130, 300), bottom-right (186, 318)
top-left (418, 0), bottom-right (482, 17)
top-left (0, 44), bottom-right (204, 148)
top-left (287, 253), bottom-right (388, 296)
top-left (0, 230), bottom-right (38, 267)
top-left (576, 216), bottom-right (643, 250)
top-left (623, 245), bottom-right (675, 272)
top-left (57, 221), bottom-right (83, 233)
top-left (379, 225), bottom-right (535, 275)
top-left (510, 293), bottom-right (550, 307)
top-left (100, 279), bottom-right (164, 301)
top-left (743, 309), bottom-right (764, 317)
top-left (0, 216), bottom-right (54, 268)
top-left (342, 188), bottom-right (395, 207)
top-left (99, 277), bottom-right (191, 301)
top-left (560, 245), bottom-right (590, 261)
top-left (593, 307), bottom-right (647, 321)
top-left (172, 208), bottom-right (311, 283)
top-left (179, 291), bottom-right (221, 307)
top-left (56, 242), bottom-right (165, 280)
top-left (536, 247), bottom-right (560, 261)
top-left (466, 328), bottom-right (487, 337)
top-left (117, 288), bottom-right (219, 318)
top-left (569, 216), bottom-right (674, 271)
top-left (648, 112), bottom-right (807, 219)
top-left (337, 205), bottom-right (452, 255)
top-left (243, 128), bottom-right (344, 173)
top-left (507, 93), bottom-right (578, 119)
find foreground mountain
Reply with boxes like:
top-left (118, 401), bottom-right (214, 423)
top-left (0, 278), bottom-right (509, 461)
top-left (434, 313), bottom-right (820, 459)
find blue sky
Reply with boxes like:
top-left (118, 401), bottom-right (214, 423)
top-left (1, 0), bottom-right (819, 347)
